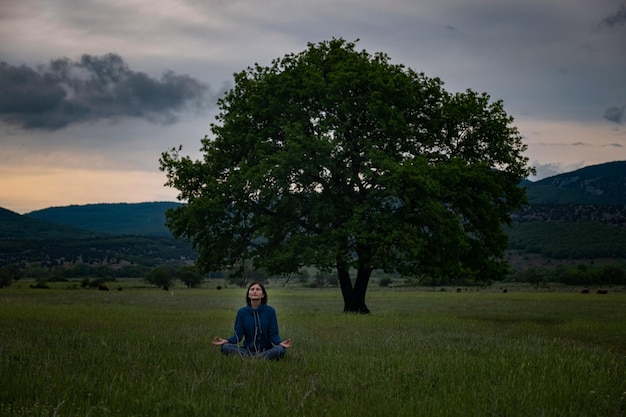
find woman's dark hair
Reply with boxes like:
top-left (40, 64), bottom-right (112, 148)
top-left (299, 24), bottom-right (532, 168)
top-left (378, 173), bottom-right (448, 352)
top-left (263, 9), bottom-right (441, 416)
top-left (245, 281), bottom-right (268, 305)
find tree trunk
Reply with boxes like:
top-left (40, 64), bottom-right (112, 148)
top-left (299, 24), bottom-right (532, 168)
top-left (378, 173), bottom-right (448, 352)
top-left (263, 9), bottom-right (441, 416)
top-left (338, 266), bottom-right (372, 314)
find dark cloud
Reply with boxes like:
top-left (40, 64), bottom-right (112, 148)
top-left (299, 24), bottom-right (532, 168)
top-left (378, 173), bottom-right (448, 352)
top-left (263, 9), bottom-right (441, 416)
top-left (604, 106), bottom-right (624, 124)
top-left (0, 53), bottom-right (210, 130)
top-left (599, 4), bottom-right (626, 28)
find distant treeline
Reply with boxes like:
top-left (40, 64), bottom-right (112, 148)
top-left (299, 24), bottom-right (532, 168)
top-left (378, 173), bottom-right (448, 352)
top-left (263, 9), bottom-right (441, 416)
top-left (4, 203), bottom-right (626, 288)
top-left (509, 263), bottom-right (626, 287)
top-left (513, 204), bottom-right (626, 224)
top-left (2, 260), bottom-right (625, 289)
top-left (506, 221), bottom-right (626, 259)
top-left (0, 235), bottom-right (196, 268)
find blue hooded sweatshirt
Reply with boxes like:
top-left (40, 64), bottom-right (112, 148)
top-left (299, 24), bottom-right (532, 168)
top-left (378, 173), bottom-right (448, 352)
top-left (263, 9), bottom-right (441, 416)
top-left (226, 304), bottom-right (283, 352)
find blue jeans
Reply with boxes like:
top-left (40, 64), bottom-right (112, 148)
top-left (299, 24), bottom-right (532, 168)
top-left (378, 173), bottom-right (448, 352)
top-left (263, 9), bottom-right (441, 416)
top-left (220, 343), bottom-right (286, 360)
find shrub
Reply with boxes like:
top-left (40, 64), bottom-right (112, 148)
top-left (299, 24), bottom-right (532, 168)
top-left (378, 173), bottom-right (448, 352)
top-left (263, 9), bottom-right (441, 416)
top-left (379, 277), bottom-right (392, 287)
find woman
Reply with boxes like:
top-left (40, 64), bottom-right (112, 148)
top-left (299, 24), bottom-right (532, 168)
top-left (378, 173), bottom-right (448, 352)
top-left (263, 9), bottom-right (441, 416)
top-left (212, 281), bottom-right (292, 360)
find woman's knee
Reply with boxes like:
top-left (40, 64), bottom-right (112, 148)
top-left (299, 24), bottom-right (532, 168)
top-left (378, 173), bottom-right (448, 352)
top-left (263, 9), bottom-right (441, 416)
top-left (220, 343), bottom-right (240, 355)
top-left (266, 345), bottom-right (286, 360)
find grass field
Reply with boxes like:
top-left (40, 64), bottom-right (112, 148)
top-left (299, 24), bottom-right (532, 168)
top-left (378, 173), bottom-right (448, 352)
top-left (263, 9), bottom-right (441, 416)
top-left (1, 281), bottom-right (625, 417)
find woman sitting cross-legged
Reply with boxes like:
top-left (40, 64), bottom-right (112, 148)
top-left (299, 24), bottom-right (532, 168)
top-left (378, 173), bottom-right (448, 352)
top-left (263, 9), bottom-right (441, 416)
top-left (212, 281), bottom-right (292, 360)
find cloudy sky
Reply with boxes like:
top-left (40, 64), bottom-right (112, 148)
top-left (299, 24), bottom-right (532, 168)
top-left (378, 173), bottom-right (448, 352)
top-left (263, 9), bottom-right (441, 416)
top-left (1, 0), bottom-right (625, 214)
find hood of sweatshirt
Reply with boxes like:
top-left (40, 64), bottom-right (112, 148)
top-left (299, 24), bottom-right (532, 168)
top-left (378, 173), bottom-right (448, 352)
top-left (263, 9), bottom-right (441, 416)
top-left (243, 303), bottom-right (267, 315)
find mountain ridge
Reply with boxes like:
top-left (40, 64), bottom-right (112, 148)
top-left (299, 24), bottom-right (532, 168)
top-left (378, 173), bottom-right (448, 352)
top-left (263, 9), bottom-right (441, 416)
top-left (17, 160), bottom-right (626, 236)
top-left (524, 160), bottom-right (626, 205)
top-left (0, 206), bottom-right (104, 240)
top-left (26, 201), bottom-right (182, 237)
top-left (1, 160), bottom-right (625, 269)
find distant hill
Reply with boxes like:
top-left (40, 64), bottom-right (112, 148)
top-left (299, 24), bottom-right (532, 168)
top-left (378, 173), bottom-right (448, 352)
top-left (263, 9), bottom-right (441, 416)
top-left (0, 206), bottom-right (195, 268)
top-left (19, 161), bottom-right (626, 237)
top-left (507, 160), bottom-right (626, 265)
top-left (2, 160), bottom-right (625, 272)
top-left (525, 160), bottom-right (626, 204)
top-left (26, 202), bottom-right (182, 236)
top-left (0, 207), bottom-right (101, 240)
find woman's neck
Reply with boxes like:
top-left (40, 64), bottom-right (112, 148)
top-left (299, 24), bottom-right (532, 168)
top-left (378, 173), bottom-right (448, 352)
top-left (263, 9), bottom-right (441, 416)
top-left (250, 300), bottom-right (261, 309)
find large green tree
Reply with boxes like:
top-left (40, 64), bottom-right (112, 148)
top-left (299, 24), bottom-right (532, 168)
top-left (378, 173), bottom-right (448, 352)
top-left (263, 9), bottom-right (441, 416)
top-left (160, 39), bottom-right (533, 313)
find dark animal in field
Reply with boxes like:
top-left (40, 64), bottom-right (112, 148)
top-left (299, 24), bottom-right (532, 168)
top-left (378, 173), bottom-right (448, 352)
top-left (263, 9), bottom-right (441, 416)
top-left (163, 285), bottom-right (169, 291)
top-left (581, 289), bottom-right (590, 294)
top-left (98, 284), bottom-right (109, 291)
top-left (117, 287), bottom-right (123, 291)
top-left (216, 285), bottom-right (222, 290)
top-left (596, 289), bottom-right (608, 294)
top-left (503, 288), bottom-right (508, 293)
top-left (456, 288), bottom-right (461, 293)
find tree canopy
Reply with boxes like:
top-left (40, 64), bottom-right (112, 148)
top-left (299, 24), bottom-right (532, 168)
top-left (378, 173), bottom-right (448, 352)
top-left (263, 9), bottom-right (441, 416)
top-left (160, 39), bottom-right (533, 313)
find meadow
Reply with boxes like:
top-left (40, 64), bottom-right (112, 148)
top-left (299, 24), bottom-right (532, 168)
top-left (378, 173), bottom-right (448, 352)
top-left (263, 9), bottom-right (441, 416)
top-left (1, 281), bottom-right (625, 417)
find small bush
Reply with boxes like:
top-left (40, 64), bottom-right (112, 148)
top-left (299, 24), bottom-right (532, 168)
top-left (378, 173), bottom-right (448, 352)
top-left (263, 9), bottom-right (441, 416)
top-left (29, 278), bottom-right (49, 289)
top-left (379, 277), bottom-right (392, 287)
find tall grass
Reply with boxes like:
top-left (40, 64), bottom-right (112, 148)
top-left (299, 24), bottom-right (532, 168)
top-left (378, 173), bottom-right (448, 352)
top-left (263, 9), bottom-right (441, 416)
top-left (1, 283), bottom-right (624, 417)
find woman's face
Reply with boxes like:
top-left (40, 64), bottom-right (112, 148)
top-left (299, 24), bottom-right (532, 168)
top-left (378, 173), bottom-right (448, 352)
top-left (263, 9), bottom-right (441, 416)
top-left (248, 284), bottom-right (264, 301)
